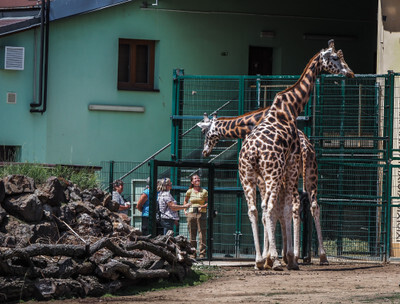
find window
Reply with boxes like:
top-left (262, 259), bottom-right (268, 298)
top-left (0, 146), bottom-right (20, 162)
top-left (118, 39), bottom-right (157, 91)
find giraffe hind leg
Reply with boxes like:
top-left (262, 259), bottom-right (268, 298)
top-left (241, 172), bottom-right (265, 270)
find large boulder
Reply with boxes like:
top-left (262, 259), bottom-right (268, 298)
top-left (35, 177), bottom-right (66, 207)
top-left (3, 174), bottom-right (35, 195)
top-left (2, 193), bottom-right (43, 222)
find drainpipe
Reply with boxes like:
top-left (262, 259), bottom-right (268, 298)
top-left (30, 0), bottom-right (49, 114)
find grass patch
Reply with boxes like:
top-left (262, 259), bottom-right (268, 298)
top-left (0, 163), bottom-right (100, 189)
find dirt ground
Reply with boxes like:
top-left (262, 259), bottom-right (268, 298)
top-left (26, 261), bottom-right (400, 304)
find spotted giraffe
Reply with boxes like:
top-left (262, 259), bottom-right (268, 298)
top-left (238, 40), bottom-right (354, 270)
top-left (197, 110), bottom-right (329, 265)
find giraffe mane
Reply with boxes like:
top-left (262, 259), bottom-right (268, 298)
top-left (277, 52), bottom-right (320, 96)
top-left (217, 107), bottom-right (271, 121)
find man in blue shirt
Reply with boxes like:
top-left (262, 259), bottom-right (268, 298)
top-left (137, 178), bottom-right (150, 235)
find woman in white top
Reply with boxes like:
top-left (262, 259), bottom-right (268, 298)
top-left (157, 178), bottom-right (191, 235)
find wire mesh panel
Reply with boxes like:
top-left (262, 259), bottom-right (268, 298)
top-left (312, 74), bottom-right (389, 260)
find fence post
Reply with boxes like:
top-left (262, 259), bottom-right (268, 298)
top-left (385, 71), bottom-right (395, 261)
top-left (108, 161), bottom-right (114, 193)
top-left (207, 164), bottom-right (215, 261)
top-left (149, 159), bottom-right (158, 237)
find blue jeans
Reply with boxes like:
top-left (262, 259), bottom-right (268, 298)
top-left (160, 218), bottom-right (175, 235)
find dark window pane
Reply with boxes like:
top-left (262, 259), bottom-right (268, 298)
top-left (0, 146), bottom-right (18, 162)
top-left (136, 44), bottom-right (148, 83)
top-left (118, 44), bottom-right (130, 82)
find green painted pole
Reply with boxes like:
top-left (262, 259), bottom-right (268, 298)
top-left (149, 159), bottom-right (158, 237)
top-left (108, 160), bottom-right (114, 193)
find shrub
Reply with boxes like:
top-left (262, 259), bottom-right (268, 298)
top-left (0, 163), bottom-right (100, 189)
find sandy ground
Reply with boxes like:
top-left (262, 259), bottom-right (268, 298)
top-left (26, 261), bottom-right (400, 304)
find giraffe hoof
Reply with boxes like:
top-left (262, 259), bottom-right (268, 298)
top-left (264, 258), bottom-right (273, 270)
top-left (287, 262), bottom-right (300, 270)
top-left (272, 260), bottom-right (284, 271)
top-left (319, 254), bottom-right (329, 265)
top-left (255, 260), bottom-right (265, 270)
top-left (302, 256), bottom-right (311, 264)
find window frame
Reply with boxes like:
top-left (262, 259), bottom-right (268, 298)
top-left (117, 38), bottom-right (158, 92)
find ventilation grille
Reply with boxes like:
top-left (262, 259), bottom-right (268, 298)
top-left (4, 47), bottom-right (24, 70)
top-left (7, 92), bottom-right (16, 104)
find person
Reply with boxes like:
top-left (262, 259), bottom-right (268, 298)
top-left (137, 177), bottom-right (150, 235)
top-left (157, 177), bottom-right (191, 235)
top-left (112, 179), bottom-right (131, 221)
top-left (184, 174), bottom-right (208, 259)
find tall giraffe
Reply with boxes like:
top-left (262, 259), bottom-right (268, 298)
top-left (197, 109), bottom-right (329, 265)
top-left (239, 40), bottom-right (354, 270)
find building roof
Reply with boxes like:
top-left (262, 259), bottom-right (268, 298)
top-left (0, 0), bottom-right (132, 37)
top-left (0, 1), bottom-right (41, 10)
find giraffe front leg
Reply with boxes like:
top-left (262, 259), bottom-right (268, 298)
top-left (261, 202), bottom-right (272, 269)
top-left (265, 193), bottom-right (284, 271)
top-left (257, 175), bottom-right (270, 267)
top-left (277, 188), bottom-right (288, 265)
top-left (284, 203), bottom-right (299, 270)
top-left (284, 190), bottom-right (299, 270)
top-left (311, 200), bottom-right (329, 265)
top-left (279, 217), bottom-right (288, 265)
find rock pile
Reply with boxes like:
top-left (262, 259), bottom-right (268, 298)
top-left (0, 175), bottom-right (195, 303)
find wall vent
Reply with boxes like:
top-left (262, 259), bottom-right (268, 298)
top-left (1, 46), bottom-right (25, 70)
top-left (7, 92), bottom-right (16, 104)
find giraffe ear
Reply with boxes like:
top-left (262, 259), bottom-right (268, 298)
top-left (328, 39), bottom-right (335, 51)
top-left (212, 113), bottom-right (217, 120)
top-left (197, 113), bottom-right (211, 131)
top-left (197, 121), bottom-right (211, 132)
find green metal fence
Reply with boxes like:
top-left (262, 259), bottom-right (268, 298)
top-left (100, 71), bottom-right (400, 262)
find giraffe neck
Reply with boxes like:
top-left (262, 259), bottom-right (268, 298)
top-left (272, 53), bottom-right (322, 120)
top-left (216, 107), bottom-right (270, 139)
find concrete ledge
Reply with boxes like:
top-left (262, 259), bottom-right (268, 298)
top-left (88, 104), bottom-right (145, 113)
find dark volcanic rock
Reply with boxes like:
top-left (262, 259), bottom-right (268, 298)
top-left (3, 174), bottom-right (35, 195)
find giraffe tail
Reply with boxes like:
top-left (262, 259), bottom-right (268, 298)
top-left (299, 191), bottom-right (310, 221)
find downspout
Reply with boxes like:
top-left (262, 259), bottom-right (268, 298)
top-left (30, 0), bottom-right (49, 114)
top-left (30, 0), bottom-right (44, 109)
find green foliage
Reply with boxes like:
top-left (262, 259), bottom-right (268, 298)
top-left (0, 163), bottom-right (100, 189)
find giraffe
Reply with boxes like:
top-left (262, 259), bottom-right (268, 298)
top-left (238, 40), bottom-right (354, 270)
top-left (197, 109), bottom-right (329, 265)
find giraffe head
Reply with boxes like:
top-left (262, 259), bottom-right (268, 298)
top-left (197, 112), bottom-right (220, 157)
top-left (320, 39), bottom-right (354, 78)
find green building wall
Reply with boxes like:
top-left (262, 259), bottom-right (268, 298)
top-left (0, 0), bottom-right (377, 166)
